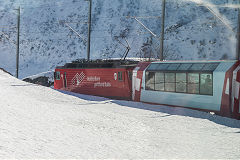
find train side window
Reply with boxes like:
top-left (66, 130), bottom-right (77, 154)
top-left (187, 73), bottom-right (199, 94)
top-left (145, 72), bottom-right (155, 90)
top-left (200, 73), bottom-right (213, 95)
top-left (64, 72), bottom-right (67, 88)
top-left (118, 72), bottom-right (123, 81)
top-left (55, 71), bottom-right (61, 80)
top-left (155, 72), bottom-right (164, 91)
top-left (176, 73), bottom-right (187, 93)
top-left (165, 73), bottom-right (176, 92)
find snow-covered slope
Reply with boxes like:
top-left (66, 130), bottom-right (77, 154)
top-left (0, 0), bottom-right (238, 78)
top-left (0, 69), bottom-right (240, 158)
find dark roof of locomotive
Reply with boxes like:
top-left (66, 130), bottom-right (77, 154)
top-left (56, 59), bottom-right (139, 69)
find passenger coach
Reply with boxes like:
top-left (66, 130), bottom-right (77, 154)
top-left (133, 60), bottom-right (240, 119)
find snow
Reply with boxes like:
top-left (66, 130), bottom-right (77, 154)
top-left (0, 70), bottom-right (240, 158)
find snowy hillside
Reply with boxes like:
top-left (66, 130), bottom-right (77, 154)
top-left (0, 0), bottom-right (239, 78)
top-left (0, 69), bottom-right (240, 158)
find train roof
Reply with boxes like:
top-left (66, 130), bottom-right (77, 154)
top-left (146, 60), bottom-right (237, 72)
top-left (150, 60), bottom-right (237, 63)
top-left (56, 59), bottom-right (139, 69)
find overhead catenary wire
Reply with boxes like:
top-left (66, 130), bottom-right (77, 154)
top-left (19, 27), bottom-right (143, 34)
top-left (19, 15), bottom-right (156, 26)
top-left (16, 0), bottom-right (160, 10)
top-left (19, 34), bottom-right (152, 44)
top-left (19, 1), bottom-right (87, 10)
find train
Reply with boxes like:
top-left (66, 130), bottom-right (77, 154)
top-left (54, 59), bottom-right (240, 119)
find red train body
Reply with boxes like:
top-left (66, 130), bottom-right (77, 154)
top-left (54, 60), bottom-right (137, 100)
top-left (54, 60), bottom-right (240, 120)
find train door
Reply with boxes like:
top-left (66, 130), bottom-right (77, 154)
top-left (132, 67), bottom-right (140, 101)
top-left (54, 71), bottom-right (62, 89)
top-left (127, 70), bottom-right (133, 99)
top-left (63, 72), bottom-right (67, 88)
top-left (132, 62), bottom-right (151, 101)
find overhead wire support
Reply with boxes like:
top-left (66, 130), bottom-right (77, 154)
top-left (15, 6), bottom-right (20, 78)
top-left (0, 31), bottom-right (16, 46)
top-left (237, 0), bottom-right (240, 60)
top-left (127, 14), bottom-right (164, 61)
top-left (128, 16), bottom-right (158, 37)
top-left (86, 0), bottom-right (92, 61)
top-left (197, 2), bottom-right (235, 33)
top-left (159, 0), bottom-right (166, 61)
top-left (59, 20), bottom-right (87, 43)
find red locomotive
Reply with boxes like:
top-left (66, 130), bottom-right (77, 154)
top-left (54, 59), bottom-right (138, 99)
top-left (54, 59), bottom-right (240, 119)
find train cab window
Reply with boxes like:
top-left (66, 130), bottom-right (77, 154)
top-left (165, 73), bottom-right (175, 92)
top-left (200, 74), bottom-right (213, 95)
top-left (146, 72), bottom-right (155, 90)
top-left (54, 71), bottom-right (61, 80)
top-left (176, 73), bottom-right (187, 93)
top-left (118, 72), bottom-right (123, 81)
top-left (155, 72), bottom-right (164, 91)
top-left (187, 73), bottom-right (199, 94)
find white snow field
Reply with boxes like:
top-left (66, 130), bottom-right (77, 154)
top-left (0, 69), bottom-right (240, 159)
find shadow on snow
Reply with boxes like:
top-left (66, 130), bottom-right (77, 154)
top-left (57, 89), bottom-right (240, 129)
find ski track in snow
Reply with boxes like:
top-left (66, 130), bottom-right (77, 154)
top-left (0, 70), bottom-right (240, 158)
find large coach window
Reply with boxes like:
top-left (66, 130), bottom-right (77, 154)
top-left (165, 73), bottom-right (175, 92)
top-left (200, 74), bottom-right (213, 95)
top-left (146, 72), bottom-right (155, 90)
top-left (155, 72), bottom-right (164, 91)
top-left (188, 73), bottom-right (199, 94)
top-left (146, 62), bottom-right (217, 96)
top-left (176, 73), bottom-right (187, 93)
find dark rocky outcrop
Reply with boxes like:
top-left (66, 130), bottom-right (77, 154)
top-left (23, 76), bottom-right (53, 87)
